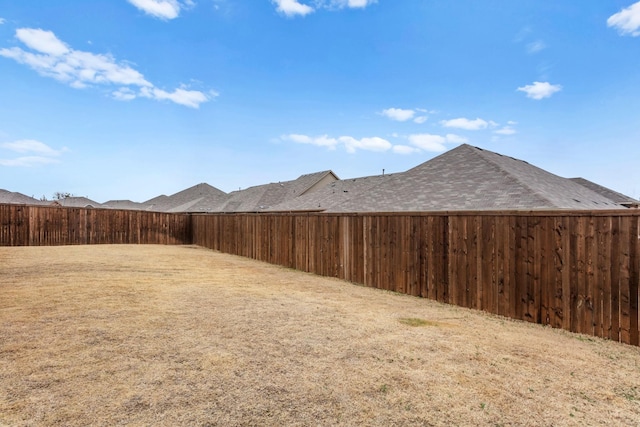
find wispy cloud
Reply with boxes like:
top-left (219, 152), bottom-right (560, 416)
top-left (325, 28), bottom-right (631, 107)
top-left (407, 133), bottom-right (466, 152)
top-left (127, 0), bottom-right (194, 20)
top-left (282, 130), bottom-right (465, 154)
top-left (380, 107), bottom-right (430, 123)
top-left (0, 139), bottom-right (67, 167)
top-left (517, 81), bottom-right (562, 100)
top-left (440, 117), bottom-right (489, 130)
top-left (392, 145), bottom-right (419, 154)
top-left (273, 0), bottom-right (376, 17)
top-left (283, 134), bottom-right (338, 149)
top-left (0, 17), bottom-right (6, 25)
top-left (494, 126), bottom-right (517, 135)
top-left (380, 108), bottom-right (415, 122)
top-left (338, 136), bottom-right (391, 153)
top-left (281, 134), bottom-right (391, 153)
top-left (607, 1), bottom-right (640, 36)
top-left (526, 40), bottom-right (546, 54)
top-left (0, 28), bottom-right (212, 108)
top-left (327, 0), bottom-right (377, 9)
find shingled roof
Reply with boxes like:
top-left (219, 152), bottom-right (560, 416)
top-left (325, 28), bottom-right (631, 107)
top-left (266, 173), bottom-right (397, 212)
top-left (570, 177), bottom-right (639, 207)
top-left (147, 183), bottom-right (228, 213)
top-left (327, 144), bottom-right (628, 212)
top-left (219, 170), bottom-right (338, 212)
top-left (102, 200), bottom-right (147, 210)
top-left (52, 196), bottom-right (101, 208)
top-left (0, 189), bottom-right (45, 205)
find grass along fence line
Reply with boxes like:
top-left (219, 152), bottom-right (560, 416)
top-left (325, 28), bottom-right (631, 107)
top-left (191, 211), bottom-right (640, 346)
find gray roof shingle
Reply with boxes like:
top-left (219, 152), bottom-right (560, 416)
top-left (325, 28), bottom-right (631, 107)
top-left (102, 200), bottom-right (147, 210)
top-left (52, 197), bottom-right (101, 208)
top-left (266, 173), bottom-right (396, 212)
top-left (219, 171), bottom-right (338, 212)
top-left (328, 144), bottom-right (628, 212)
top-left (0, 189), bottom-right (46, 205)
top-left (149, 183), bottom-right (228, 213)
top-left (570, 177), bottom-right (639, 206)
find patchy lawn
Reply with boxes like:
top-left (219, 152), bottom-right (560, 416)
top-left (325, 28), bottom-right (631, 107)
top-left (1, 245), bottom-right (639, 426)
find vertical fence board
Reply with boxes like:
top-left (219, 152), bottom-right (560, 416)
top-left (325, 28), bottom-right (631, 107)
top-left (629, 215), bottom-right (639, 346)
top-left (619, 217), bottom-right (632, 344)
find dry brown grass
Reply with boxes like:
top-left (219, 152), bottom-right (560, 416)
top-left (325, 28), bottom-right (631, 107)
top-left (1, 245), bottom-right (640, 426)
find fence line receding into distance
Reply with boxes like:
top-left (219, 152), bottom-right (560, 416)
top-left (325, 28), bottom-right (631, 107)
top-left (0, 204), bottom-right (191, 246)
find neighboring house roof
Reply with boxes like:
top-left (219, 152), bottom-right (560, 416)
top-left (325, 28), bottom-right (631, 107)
top-left (148, 183), bottom-right (229, 213)
top-left (142, 194), bottom-right (170, 211)
top-left (4, 145), bottom-right (632, 213)
top-left (102, 200), bottom-right (147, 210)
top-left (570, 178), bottom-right (639, 207)
top-left (52, 197), bottom-right (101, 208)
top-left (266, 173), bottom-right (396, 212)
top-left (50, 197), bottom-right (101, 208)
top-left (327, 144), bottom-right (628, 212)
top-left (219, 170), bottom-right (339, 212)
top-left (0, 189), bottom-right (45, 205)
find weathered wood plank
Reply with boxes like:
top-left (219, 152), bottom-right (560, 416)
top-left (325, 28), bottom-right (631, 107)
top-left (629, 215), bottom-right (639, 346)
top-left (619, 217), bottom-right (631, 344)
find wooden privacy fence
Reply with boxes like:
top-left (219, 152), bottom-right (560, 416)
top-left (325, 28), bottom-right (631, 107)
top-left (2, 204), bottom-right (639, 346)
top-left (0, 204), bottom-right (191, 246)
top-left (191, 211), bottom-right (640, 346)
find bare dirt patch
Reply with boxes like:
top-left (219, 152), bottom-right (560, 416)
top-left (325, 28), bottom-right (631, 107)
top-left (1, 244), bottom-right (639, 426)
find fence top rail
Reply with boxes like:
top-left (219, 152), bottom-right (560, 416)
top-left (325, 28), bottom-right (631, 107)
top-left (5, 204), bottom-right (635, 218)
top-left (189, 208), bottom-right (640, 218)
top-left (0, 204), bottom-right (191, 215)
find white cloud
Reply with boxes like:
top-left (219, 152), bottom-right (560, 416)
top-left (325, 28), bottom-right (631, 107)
top-left (127, 0), bottom-right (188, 20)
top-left (381, 107), bottom-right (415, 122)
top-left (338, 136), bottom-right (391, 153)
top-left (0, 28), bottom-right (211, 108)
top-left (140, 86), bottom-right (212, 108)
top-left (607, 1), bottom-right (640, 36)
top-left (15, 28), bottom-right (70, 56)
top-left (282, 133), bottom-right (392, 153)
top-left (273, 0), bottom-right (376, 16)
top-left (407, 134), bottom-right (447, 152)
top-left (112, 87), bottom-right (137, 101)
top-left (0, 18), bottom-right (7, 25)
top-left (282, 134), bottom-right (338, 149)
top-left (329, 0), bottom-right (377, 8)
top-left (1, 139), bottom-right (64, 156)
top-left (392, 145), bottom-right (419, 154)
top-left (440, 117), bottom-right (489, 130)
top-left (381, 107), bottom-right (433, 123)
top-left (494, 127), bottom-right (517, 135)
top-left (517, 81), bottom-right (562, 100)
top-left (526, 40), bottom-right (546, 54)
top-left (0, 139), bottom-right (66, 167)
top-left (273, 0), bottom-right (314, 17)
top-left (408, 133), bottom-right (466, 152)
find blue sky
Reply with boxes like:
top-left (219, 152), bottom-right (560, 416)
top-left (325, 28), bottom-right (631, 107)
top-left (1, 0), bottom-right (639, 203)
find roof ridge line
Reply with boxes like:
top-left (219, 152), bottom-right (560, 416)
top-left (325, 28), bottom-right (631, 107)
top-left (474, 147), bottom-right (559, 208)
